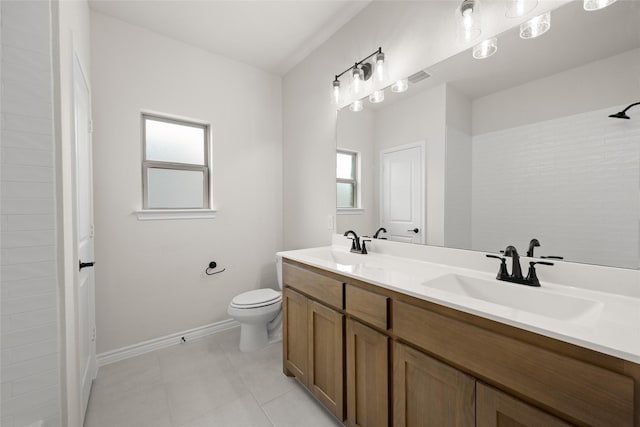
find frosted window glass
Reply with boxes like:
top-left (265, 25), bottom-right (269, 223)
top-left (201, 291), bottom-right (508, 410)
top-left (337, 182), bottom-right (355, 208)
top-left (147, 168), bottom-right (204, 208)
top-left (145, 118), bottom-right (205, 165)
top-left (337, 152), bottom-right (354, 179)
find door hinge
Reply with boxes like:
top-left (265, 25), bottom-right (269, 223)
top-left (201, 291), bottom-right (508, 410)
top-left (92, 327), bottom-right (96, 342)
top-left (89, 119), bottom-right (94, 133)
top-left (90, 224), bottom-right (95, 237)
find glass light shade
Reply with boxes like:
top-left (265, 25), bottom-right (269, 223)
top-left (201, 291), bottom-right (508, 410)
top-left (331, 80), bottom-right (341, 105)
top-left (349, 99), bottom-right (363, 112)
top-left (369, 90), bottom-right (385, 104)
top-left (391, 79), bottom-right (409, 93)
top-left (456, 0), bottom-right (481, 42)
top-left (583, 0), bottom-right (617, 11)
top-left (520, 11), bottom-right (550, 39)
top-left (375, 52), bottom-right (387, 82)
top-left (505, 0), bottom-right (538, 18)
top-left (351, 67), bottom-right (364, 96)
top-left (473, 38), bottom-right (498, 59)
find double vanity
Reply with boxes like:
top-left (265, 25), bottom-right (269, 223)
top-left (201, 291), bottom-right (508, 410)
top-left (278, 242), bottom-right (640, 427)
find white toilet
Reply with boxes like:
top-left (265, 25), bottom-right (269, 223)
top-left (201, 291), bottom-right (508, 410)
top-left (227, 256), bottom-right (283, 352)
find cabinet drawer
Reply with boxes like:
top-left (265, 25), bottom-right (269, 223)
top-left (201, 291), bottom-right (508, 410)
top-left (345, 284), bottom-right (388, 330)
top-left (283, 262), bottom-right (343, 309)
top-left (393, 300), bottom-right (634, 427)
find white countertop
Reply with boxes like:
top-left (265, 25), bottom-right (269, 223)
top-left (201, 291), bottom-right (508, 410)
top-left (277, 245), bottom-right (640, 364)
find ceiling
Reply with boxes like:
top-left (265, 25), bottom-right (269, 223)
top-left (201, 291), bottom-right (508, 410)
top-left (89, 0), bottom-right (371, 76)
top-left (366, 0), bottom-right (639, 110)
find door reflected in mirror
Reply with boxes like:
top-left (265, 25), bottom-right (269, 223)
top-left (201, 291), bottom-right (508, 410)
top-left (336, 0), bottom-right (640, 269)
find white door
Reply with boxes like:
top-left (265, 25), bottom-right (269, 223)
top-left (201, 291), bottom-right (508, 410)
top-left (380, 143), bottom-right (425, 243)
top-left (74, 54), bottom-right (97, 419)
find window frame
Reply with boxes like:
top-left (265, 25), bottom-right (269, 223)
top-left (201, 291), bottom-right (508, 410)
top-left (141, 113), bottom-right (211, 210)
top-left (336, 149), bottom-right (359, 209)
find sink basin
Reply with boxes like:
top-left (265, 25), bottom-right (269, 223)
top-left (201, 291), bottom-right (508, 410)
top-left (292, 247), bottom-right (365, 266)
top-left (424, 274), bottom-right (603, 322)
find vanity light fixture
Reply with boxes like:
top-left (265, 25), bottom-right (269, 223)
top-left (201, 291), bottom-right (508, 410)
top-left (505, 0), bottom-right (538, 18)
top-left (331, 78), bottom-right (341, 105)
top-left (369, 90), bottom-right (385, 104)
top-left (457, 0), bottom-right (482, 42)
top-left (391, 78), bottom-right (409, 93)
top-left (584, 0), bottom-right (617, 11)
top-left (473, 38), bottom-right (498, 59)
top-left (520, 11), bottom-right (550, 39)
top-left (349, 99), bottom-right (364, 112)
top-left (331, 47), bottom-right (387, 107)
top-left (351, 65), bottom-right (364, 96)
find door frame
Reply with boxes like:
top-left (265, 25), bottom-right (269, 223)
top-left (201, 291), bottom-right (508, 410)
top-left (379, 141), bottom-right (426, 244)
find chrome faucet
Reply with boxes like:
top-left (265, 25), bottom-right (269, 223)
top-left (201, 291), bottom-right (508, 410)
top-left (486, 244), bottom-right (554, 287)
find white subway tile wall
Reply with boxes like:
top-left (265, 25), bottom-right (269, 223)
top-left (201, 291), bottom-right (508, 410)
top-left (472, 106), bottom-right (640, 269)
top-left (1, 1), bottom-right (61, 427)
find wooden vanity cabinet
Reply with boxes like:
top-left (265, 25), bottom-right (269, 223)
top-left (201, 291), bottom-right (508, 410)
top-left (282, 259), bottom-right (639, 427)
top-left (476, 383), bottom-right (572, 427)
top-left (393, 342), bottom-right (475, 427)
top-left (282, 265), bottom-right (345, 421)
top-left (346, 318), bottom-right (389, 427)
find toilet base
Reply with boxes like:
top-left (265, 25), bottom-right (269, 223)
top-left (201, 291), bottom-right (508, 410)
top-left (239, 323), bottom-right (269, 352)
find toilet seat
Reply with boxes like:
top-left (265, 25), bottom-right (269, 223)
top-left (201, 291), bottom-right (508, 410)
top-left (230, 288), bottom-right (281, 309)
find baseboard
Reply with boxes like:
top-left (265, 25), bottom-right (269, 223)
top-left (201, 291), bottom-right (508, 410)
top-left (96, 318), bottom-right (240, 367)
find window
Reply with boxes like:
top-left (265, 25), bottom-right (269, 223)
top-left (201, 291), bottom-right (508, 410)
top-left (142, 114), bottom-right (210, 209)
top-left (336, 150), bottom-right (359, 209)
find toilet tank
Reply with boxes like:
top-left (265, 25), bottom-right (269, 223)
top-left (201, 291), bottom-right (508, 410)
top-left (276, 255), bottom-right (283, 290)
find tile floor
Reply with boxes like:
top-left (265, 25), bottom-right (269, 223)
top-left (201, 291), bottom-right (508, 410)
top-left (84, 328), bottom-right (343, 427)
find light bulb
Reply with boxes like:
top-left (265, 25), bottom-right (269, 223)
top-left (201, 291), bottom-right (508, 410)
top-left (352, 66), bottom-right (363, 96)
top-left (349, 99), bottom-right (363, 112)
top-left (457, 0), bottom-right (481, 43)
top-left (520, 11), bottom-right (550, 39)
top-left (391, 79), bottom-right (408, 93)
top-left (505, 0), bottom-right (537, 18)
top-left (369, 90), bottom-right (385, 104)
top-left (583, 0), bottom-right (617, 10)
top-left (375, 51), bottom-right (386, 82)
top-left (331, 79), bottom-right (340, 105)
top-left (472, 38), bottom-right (497, 59)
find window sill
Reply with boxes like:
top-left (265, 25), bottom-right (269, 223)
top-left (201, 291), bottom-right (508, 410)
top-left (135, 209), bottom-right (217, 221)
top-left (337, 208), bottom-right (365, 215)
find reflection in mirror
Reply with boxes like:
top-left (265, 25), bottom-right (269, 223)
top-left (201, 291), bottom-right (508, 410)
top-left (336, 0), bottom-right (640, 269)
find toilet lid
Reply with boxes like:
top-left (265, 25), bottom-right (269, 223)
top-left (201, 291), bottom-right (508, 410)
top-left (231, 288), bottom-right (281, 308)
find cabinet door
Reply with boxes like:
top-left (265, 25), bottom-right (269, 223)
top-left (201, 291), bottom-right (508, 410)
top-left (308, 300), bottom-right (344, 420)
top-left (346, 319), bottom-right (388, 427)
top-left (477, 383), bottom-right (574, 427)
top-left (283, 288), bottom-right (308, 385)
top-left (393, 342), bottom-right (475, 427)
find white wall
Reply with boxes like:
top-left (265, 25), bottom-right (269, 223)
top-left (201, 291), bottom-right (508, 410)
top-left (374, 84), bottom-right (447, 246)
top-left (282, 0), bottom-right (570, 250)
top-left (1, 1), bottom-right (61, 426)
top-left (444, 85), bottom-right (472, 249)
top-left (472, 49), bottom-right (640, 135)
top-left (336, 110), bottom-right (377, 235)
top-left (90, 12), bottom-right (283, 353)
top-left (471, 50), bottom-right (640, 268)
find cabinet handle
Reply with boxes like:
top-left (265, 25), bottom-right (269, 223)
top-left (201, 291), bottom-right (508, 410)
top-left (407, 228), bottom-right (419, 233)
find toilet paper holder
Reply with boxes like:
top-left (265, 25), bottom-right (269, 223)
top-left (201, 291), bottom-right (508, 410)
top-left (205, 261), bottom-right (226, 275)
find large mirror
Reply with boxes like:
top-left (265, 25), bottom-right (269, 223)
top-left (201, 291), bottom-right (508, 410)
top-left (336, 0), bottom-right (640, 269)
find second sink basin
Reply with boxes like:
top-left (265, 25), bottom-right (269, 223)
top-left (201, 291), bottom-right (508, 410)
top-left (423, 274), bottom-right (603, 323)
